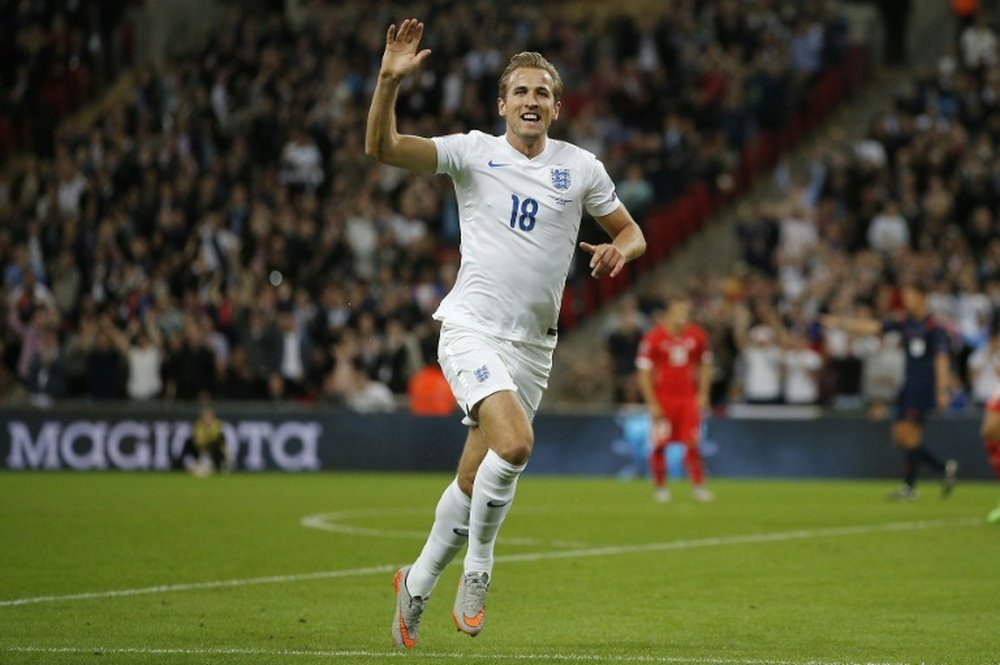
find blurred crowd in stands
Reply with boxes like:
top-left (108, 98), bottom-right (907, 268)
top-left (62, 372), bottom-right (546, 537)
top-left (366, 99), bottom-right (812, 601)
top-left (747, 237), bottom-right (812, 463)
top-left (17, 1), bottom-right (996, 418)
top-left (600, 7), bottom-right (1000, 414)
top-left (0, 0), bottom-right (854, 409)
top-left (1, 0), bottom-right (136, 158)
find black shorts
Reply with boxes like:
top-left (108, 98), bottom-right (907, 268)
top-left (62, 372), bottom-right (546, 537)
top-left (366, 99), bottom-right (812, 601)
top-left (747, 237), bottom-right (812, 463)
top-left (894, 388), bottom-right (934, 423)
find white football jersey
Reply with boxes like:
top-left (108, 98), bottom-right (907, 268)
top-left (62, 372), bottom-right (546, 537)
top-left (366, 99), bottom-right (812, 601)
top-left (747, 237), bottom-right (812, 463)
top-left (432, 130), bottom-right (621, 342)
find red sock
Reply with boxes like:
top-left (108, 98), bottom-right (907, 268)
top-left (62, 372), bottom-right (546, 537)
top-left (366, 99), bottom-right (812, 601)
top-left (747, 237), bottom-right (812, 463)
top-left (649, 447), bottom-right (666, 487)
top-left (987, 441), bottom-right (1000, 478)
top-left (685, 445), bottom-right (705, 485)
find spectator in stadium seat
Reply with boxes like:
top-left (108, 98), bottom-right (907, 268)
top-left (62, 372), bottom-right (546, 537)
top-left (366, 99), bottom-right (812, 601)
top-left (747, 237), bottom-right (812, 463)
top-left (408, 358), bottom-right (457, 416)
top-left (6, 293), bottom-right (57, 383)
top-left (236, 307), bottom-right (278, 390)
top-left (376, 317), bottom-right (422, 394)
top-left (344, 356), bottom-right (396, 414)
top-left (7, 267), bottom-right (56, 325)
top-left (960, 12), bottom-right (998, 70)
top-left (738, 323), bottom-right (784, 404)
top-left (867, 200), bottom-right (911, 254)
top-left (163, 318), bottom-right (217, 401)
top-left (270, 305), bottom-right (311, 399)
top-left (861, 330), bottom-right (905, 419)
top-left (27, 329), bottom-right (67, 401)
top-left (954, 272), bottom-right (992, 353)
top-left (968, 330), bottom-right (1000, 405)
top-left (737, 203), bottom-right (780, 277)
top-left (782, 329), bottom-right (823, 405)
top-left (112, 315), bottom-right (164, 401)
top-left (602, 295), bottom-right (650, 404)
top-left (79, 313), bottom-right (126, 400)
top-left (221, 345), bottom-right (262, 400)
top-left (790, 17), bottom-right (825, 80)
top-left (615, 163), bottom-right (655, 222)
top-left (0, 338), bottom-right (28, 404)
top-left (48, 249), bottom-right (82, 318)
top-left (279, 125), bottom-right (325, 192)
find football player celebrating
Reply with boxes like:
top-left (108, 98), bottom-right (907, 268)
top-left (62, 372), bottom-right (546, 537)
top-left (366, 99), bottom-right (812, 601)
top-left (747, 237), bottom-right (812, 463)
top-left (366, 18), bottom-right (646, 648)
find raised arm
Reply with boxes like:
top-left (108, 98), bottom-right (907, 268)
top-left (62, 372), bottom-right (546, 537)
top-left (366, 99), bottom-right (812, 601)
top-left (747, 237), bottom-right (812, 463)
top-left (820, 314), bottom-right (883, 336)
top-left (103, 315), bottom-right (130, 355)
top-left (934, 349), bottom-right (951, 410)
top-left (583, 205), bottom-right (647, 279)
top-left (145, 313), bottom-right (164, 349)
top-left (365, 18), bottom-right (438, 174)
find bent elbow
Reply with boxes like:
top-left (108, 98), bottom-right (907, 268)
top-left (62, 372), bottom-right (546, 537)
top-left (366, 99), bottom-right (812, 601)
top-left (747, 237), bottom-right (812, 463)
top-left (364, 140), bottom-right (382, 161)
top-left (363, 127), bottom-right (387, 161)
top-left (635, 237), bottom-right (647, 259)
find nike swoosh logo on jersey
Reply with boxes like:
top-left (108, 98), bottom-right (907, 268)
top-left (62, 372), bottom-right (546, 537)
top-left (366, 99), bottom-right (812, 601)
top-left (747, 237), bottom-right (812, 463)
top-left (486, 499), bottom-right (510, 508)
top-left (487, 160), bottom-right (510, 168)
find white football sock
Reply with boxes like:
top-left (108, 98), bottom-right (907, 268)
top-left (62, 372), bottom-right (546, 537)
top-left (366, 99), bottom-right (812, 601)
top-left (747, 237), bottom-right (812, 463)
top-left (464, 449), bottom-right (525, 575)
top-left (406, 478), bottom-right (471, 597)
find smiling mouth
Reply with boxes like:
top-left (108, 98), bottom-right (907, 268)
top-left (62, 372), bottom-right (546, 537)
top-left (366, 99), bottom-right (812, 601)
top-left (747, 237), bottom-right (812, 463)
top-left (521, 113), bottom-right (540, 122)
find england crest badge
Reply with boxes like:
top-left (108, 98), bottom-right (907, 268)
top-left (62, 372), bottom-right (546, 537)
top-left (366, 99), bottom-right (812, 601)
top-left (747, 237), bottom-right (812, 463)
top-left (551, 168), bottom-right (571, 191)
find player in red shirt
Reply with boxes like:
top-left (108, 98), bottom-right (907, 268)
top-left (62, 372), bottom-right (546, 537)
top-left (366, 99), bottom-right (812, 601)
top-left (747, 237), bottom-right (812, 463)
top-left (636, 292), bottom-right (714, 503)
top-left (981, 387), bottom-right (1000, 479)
top-left (981, 387), bottom-right (1000, 523)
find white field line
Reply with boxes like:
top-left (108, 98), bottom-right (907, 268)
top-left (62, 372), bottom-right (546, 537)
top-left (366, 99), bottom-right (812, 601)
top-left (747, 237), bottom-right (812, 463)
top-left (0, 517), bottom-right (980, 609)
top-left (300, 509), bottom-right (588, 547)
top-left (3, 645), bottom-right (936, 665)
top-left (0, 564), bottom-right (397, 608)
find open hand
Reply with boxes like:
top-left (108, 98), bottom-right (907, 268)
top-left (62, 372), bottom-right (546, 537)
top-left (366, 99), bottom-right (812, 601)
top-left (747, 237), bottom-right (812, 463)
top-left (380, 18), bottom-right (432, 81)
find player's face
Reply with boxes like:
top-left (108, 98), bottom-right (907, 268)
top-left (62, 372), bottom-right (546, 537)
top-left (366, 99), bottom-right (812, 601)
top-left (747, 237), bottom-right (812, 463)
top-left (498, 68), bottom-right (560, 142)
top-left (667, 299), bottom-right (692, 325)
top-left (902, 287), bottom-right (925, 314)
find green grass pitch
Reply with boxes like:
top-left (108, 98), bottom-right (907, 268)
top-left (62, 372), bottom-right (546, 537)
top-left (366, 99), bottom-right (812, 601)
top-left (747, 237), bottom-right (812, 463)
top-left (1, 471), bottom-right (998, 664)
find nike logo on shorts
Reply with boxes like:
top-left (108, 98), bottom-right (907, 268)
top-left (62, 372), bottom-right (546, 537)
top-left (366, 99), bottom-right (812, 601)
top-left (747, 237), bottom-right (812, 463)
top-left (486, 499), bottom-right (510, 508)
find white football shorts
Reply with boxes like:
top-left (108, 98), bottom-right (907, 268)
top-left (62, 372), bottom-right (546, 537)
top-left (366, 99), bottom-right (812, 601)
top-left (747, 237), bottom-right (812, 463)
top-left (437, 322), bottom-right (556, 426)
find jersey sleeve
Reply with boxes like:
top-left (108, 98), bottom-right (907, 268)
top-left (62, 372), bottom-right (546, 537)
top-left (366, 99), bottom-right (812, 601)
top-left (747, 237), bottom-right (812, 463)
top-left (635, 329), bottom-right (657, 370)
top-left (930, 322), bottom-right (950, 354)
top-left (582, 155), bottom-right (622, 218)
top-left (431, 132), bottom-right (473, 179)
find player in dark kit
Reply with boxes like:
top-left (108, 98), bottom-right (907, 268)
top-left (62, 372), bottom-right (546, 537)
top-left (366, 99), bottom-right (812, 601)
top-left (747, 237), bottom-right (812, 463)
top-left (823, 285), bottom-right (958, 500)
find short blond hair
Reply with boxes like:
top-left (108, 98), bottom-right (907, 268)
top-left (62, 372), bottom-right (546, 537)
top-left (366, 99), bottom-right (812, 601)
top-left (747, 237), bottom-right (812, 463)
top-left (498, 52), bottom-right (563, 100)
